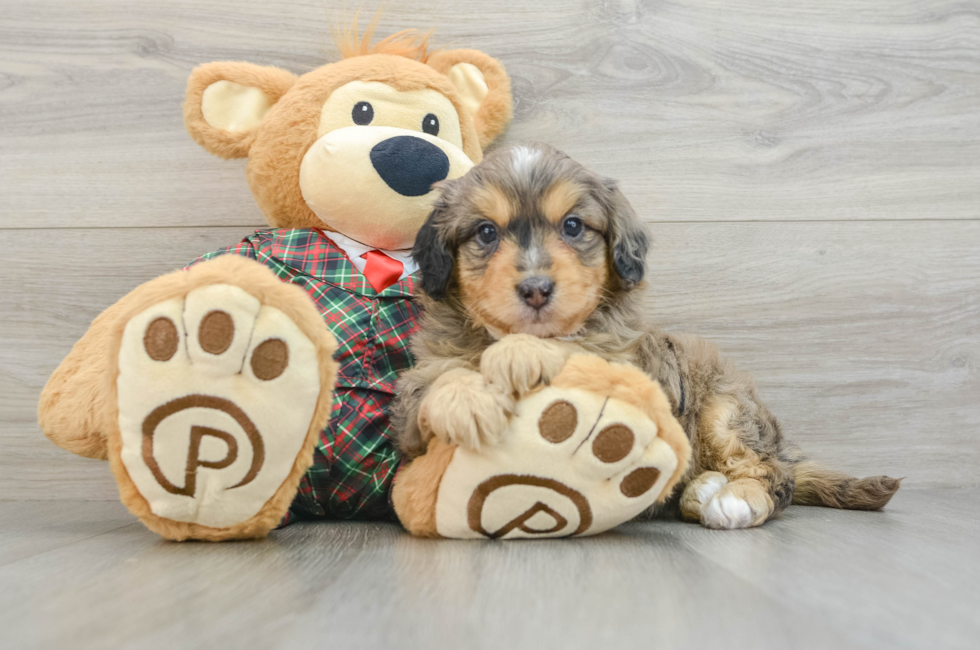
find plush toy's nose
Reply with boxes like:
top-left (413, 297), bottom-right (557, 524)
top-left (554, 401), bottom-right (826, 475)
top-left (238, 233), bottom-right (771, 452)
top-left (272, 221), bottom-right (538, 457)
top-left (370, 136), bottom-right (451, 197)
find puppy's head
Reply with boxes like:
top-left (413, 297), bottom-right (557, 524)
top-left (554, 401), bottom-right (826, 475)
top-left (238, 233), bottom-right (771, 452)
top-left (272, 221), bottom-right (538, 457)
top-left (413, 143), bottom-right (649, 338)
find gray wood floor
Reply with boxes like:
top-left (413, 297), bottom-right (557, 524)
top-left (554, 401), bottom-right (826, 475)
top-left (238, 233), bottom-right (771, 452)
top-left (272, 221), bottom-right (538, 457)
top-left (0, 489), bottom-right (977, 650)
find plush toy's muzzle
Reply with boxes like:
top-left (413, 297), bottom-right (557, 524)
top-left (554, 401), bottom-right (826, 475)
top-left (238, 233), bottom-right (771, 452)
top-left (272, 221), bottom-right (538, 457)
top-left (300, 125), bottom-right (473, 250)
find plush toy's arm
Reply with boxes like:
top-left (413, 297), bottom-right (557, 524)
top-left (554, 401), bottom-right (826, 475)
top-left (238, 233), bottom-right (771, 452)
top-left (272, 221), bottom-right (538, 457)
top-left (38, 294), bottom-right (134, 459)
top-left (391, 436), bottom-right (458, 537)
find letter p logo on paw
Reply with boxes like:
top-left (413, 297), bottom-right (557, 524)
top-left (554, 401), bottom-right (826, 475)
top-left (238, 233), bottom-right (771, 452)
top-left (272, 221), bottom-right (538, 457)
top-left (141, 395), bottom-right (265, 497)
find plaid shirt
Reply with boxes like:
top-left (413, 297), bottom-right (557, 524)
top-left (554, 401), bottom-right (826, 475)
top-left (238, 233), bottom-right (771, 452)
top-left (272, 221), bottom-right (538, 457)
top-left (190, 228), bottom-right (420, 522)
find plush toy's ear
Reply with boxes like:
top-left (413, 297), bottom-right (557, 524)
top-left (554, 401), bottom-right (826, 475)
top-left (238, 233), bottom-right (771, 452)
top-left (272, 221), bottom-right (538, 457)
top-left (599, 178), bottom-right (650, 290)
top-left (184, 62), bottom-right (297, 159)
top-left (427, 49), bottom-right (513, 150)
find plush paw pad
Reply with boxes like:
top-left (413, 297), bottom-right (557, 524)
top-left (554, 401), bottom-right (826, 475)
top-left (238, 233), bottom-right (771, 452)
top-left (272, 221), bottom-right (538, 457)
top-left (116, 284), bottom-right (321, 529)
top-left (434, 385), bottom-right (680, 539)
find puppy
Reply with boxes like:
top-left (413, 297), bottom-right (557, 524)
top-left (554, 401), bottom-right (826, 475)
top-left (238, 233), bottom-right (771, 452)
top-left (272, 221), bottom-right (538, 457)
top-left (392, 143), bottom-right (900, 529)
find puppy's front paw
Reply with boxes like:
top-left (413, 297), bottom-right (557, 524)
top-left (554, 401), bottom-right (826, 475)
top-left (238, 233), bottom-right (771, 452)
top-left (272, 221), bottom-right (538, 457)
top-left (418, 368), bottom-right (513, 451)
top-left (480, 334), bottom-right (568, 397)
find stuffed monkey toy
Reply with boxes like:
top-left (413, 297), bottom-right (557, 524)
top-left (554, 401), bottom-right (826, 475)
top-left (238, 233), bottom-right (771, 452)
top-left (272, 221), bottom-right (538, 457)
top-left (38, 24), bottom-right (690, 541)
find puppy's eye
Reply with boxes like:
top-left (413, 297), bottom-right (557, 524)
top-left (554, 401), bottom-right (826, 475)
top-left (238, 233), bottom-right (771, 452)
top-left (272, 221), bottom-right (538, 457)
top-left (352, 101), bottom-right (374, 125)
top-left (562, 216), bottom-right (584, 238)
top-left (477, 222), bottom-right (498, 245)
top-left (422, 113), bottom-right (440, 136)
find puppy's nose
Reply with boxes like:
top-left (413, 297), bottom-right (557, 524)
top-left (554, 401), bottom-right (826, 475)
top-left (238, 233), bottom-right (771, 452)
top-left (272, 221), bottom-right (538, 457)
top-left (517, 276), bottom-right (555, 310)
top-left (370, 136), bottom-right (450, 197)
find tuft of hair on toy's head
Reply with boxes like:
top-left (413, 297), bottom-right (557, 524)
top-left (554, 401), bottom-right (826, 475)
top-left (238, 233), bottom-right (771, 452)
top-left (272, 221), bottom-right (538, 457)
top-left (331, 9), bottom-right (434, 62)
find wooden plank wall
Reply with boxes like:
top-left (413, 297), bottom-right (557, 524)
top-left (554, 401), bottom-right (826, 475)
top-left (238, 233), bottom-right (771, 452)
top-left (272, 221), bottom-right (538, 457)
top-left (1, 0), bottom-right (977, 499)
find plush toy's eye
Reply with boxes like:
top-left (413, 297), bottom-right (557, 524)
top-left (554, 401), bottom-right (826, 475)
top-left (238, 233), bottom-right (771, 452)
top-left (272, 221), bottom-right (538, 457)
top-left (562, 215), bottom-right (584, 238)
top-left (477, 222), bottom-right (498, 245)
top-left (422, 113), bottom-right (440, 136)
top-left (352, 101), bottom-right (374, 125)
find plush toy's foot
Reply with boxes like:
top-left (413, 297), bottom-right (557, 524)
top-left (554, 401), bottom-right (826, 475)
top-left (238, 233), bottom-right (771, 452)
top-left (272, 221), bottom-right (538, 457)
top-left (393, 355), bottom-right (692, 539)
top-left (106, 256), bottom-right (336, 541)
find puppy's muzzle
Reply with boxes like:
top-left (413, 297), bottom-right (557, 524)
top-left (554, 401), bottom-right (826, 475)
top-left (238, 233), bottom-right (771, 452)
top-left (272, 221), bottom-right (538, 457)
top-left (371, 136), bottom-right (450, 197)
top-left (517, 276), bottom-right (555, 310)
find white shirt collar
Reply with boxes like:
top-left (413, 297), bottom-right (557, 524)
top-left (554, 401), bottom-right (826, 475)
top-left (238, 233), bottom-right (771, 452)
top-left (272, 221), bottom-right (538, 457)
top-left (323, 231), bottom-right (418, 281)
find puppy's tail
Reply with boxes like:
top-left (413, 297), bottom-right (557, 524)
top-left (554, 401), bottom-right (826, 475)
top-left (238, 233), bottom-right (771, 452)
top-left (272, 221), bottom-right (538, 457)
top-left (791, 461), bottom-right (902, 510)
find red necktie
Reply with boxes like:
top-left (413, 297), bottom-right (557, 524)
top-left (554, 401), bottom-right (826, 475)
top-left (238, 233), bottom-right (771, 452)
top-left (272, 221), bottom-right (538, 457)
top-left (360, 250), bottom-right (404, 293)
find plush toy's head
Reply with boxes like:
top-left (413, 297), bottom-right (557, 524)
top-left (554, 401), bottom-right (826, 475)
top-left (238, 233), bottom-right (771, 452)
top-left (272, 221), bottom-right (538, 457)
top-left (184, 23), bottom-right (512, 250)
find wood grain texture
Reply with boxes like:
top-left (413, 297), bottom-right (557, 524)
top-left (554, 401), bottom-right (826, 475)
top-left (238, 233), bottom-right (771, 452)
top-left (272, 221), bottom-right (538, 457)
top-left (0, 501), bottom-right (135, 566)
top-left (0, 0), bottom-right (978, 229)
top-left (1, 222), bottom-right (976, 499)
top-left (0, 490), bottom-right (976, 649)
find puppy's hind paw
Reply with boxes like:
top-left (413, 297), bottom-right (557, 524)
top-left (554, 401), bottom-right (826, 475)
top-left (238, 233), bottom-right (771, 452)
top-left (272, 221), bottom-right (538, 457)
top-left (679, 471), bottom-right (728, 522)
top-left (699, 479), bottom-right (774, 530)
top-left (419, 368), bottom-right (513, 451)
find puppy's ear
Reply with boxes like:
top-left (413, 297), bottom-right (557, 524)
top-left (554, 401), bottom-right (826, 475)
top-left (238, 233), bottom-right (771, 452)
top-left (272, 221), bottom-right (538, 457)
top-left (412, 202), bottom-right (455, 300)
top-left (601, 178), bottom-right (650, 289)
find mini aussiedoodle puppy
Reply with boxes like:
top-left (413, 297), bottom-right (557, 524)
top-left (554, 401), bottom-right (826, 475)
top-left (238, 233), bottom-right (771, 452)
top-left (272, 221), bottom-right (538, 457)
top-left (393, 143), bottom-right (900, 529)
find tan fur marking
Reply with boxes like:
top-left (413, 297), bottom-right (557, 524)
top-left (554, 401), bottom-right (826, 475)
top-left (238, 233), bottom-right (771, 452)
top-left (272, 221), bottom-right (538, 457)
top-left (544, 237), bottom-right (607, 336)
top-left (471, 184), bottom-right (513, 226)
top-left (700, 395), bottom-right (769, 482)
top-left (541, 179), bottom-right (584, 224)
top-left (459, 239), bottom-right (524, 334)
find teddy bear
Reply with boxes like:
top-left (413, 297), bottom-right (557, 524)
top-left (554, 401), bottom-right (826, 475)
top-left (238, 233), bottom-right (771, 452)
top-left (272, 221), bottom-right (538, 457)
top-left (37, 22), bottom-right (690, 541)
